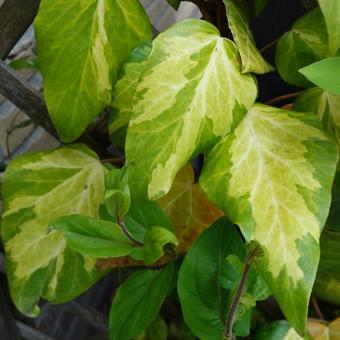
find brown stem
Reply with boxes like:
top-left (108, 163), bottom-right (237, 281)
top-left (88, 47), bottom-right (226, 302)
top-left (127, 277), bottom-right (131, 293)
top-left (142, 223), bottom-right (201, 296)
top-left (225, 246), bottom-right (258, 339)
top-left (311, 296), bottom-right (325, 321)
top-left (100, 157), bottom-right (125, 165)
top-left (118, 219), bottom-right (143, 247)
top-left (260, 38), bottom-right (279, 54)
top-left (265, 91), bottom-right (304, 106)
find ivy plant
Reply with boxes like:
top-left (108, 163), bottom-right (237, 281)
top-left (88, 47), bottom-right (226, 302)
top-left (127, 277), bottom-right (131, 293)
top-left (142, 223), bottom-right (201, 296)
top-left (1, 0), bottom-right (340, 339)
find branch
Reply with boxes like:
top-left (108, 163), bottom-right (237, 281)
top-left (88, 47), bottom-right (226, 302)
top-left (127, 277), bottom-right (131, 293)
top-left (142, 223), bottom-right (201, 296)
top-left (225, 245), bottom-right (258, 339)
top-left (265, 91), bottom-right (304, 106)
top-left (260, 38), bottom-right (279, 54)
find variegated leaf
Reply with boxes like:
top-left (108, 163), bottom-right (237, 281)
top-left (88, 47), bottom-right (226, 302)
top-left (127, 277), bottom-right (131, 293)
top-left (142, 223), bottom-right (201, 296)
top-left (200, 104), bottom-right (338, 334)
top-left (224, 0), bottom-right (273, 74)
top-left (126, 19), bottom-right (258, 200)
top-left (158, 164), bottom-right (223, 254)
top-left (109, 43), bottom-right (152, 146)
top-left (294, 87), bottom-right (340, 145)
top-left (1, 145), bottom-right (106, 316)
top-left (35, 0), bottom-right (152, 142)
top-left (318, 0), bottom-right (340, 56)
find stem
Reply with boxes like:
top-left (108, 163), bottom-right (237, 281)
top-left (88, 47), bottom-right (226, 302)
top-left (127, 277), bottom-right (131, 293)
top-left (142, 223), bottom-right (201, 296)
top-left (259, 38), bottom-right (279, 54)
top-left (311, 296), bottom-right (325, 321)
top-left (225, 246), bottom-right (258, 339)
top-left (118, 219), bottom-right (143, 247)
top-left (265, 91), bottom-right (304, 106)
top-left (100, 157), bottom-right (125, 165)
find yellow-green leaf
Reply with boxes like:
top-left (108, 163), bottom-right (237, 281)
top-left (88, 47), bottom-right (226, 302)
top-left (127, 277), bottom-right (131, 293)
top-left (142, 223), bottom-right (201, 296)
top-left (158, 164), bottom-right (223, 254)
top-left (125, 19), bottom-right (258, 200)
top-left (1, 145), bottom-right (106, 316)
top-left (200, 104), bottom-right (338, 334)
top-left (35, 0), bottom-right (152, 142)
top-left (318, 0), bottom-right (340, 56)
top-left (224, 0), bottom-right (273, 74)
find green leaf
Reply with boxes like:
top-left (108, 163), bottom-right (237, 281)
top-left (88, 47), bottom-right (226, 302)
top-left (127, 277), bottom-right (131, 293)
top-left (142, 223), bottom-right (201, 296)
top-left (275, 8), bottom-right (328, 87)
top-left (314, 230), bottom-right (340, 305)
top-left (224, 0), bottom-right (273, 74)
top-left (125, 201), bottom-right (174, 243)
top-left (294, 87), bottom-right (340, 145)
top-left (253, 0), bottom-right (269, 16)
top-left (318, 0), bottom-right (340, 56)
top-left (325, 187), bottom-right (340, 232)
top-left (136, 315), bottom-right (168, 340)
top-left (254, 321), bottom-right (304, 340)
top-left (299, 58), bottom-right (340, 95)
top-left (50, 214), bottom-right (136, 258)
top-left (35, 0), bottom-right (152, 142)
top-left (142, 226), bottom-right (178, 264)
top-left (167, 0), bottom-right (181, 10)
top-left (200, 104), bottom-right (338, 334)
top-left (125, 19), bottom-right (257, 200)
top-left (1, 144), bottom-right (106, 316)
top-left (104, 167), bottom-right (131, 221)
top-left (109, 264), bottom-right (174, 340)
top-left (177, 218), bottom-right (268, 340)
top-left (109, 43), bottom-right (152, 147)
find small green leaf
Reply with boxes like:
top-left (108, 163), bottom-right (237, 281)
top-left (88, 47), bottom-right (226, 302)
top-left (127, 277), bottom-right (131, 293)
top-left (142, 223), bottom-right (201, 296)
top-left (109, 43), bottom-right (152, 147)
top-left (299, 58), bottom-right (340, 95)
top-left (318, 0), bottom-right (340, 56)
top-left (254, 321), bottom-right (304, 340)
top-left (142, 226), bottom-right (178, 264)
top-left (124, 201), bottom-right (174, 242)
top-left (50, 214), bottom-right (135, 258)
top-left (35, 0), bottom-right (152, 142)
top-left (294, 87), bottom-right (340, 145)
top-left (276, 8), bottom-right (328, 87)
top-left (200, 104), bottom-right (338, 334)
top-left (125, 19), bottom-right (257, 200)
top-left (314, 230), bottom-right (340, 305)
top-left (177, 218), bottom-right (268, 340)
top-left (224, 0), bottom-right (273, 74)
top-left (109, 264), bottom-right (174, 340)
top-left (1, 144), bottom-right (106, 316)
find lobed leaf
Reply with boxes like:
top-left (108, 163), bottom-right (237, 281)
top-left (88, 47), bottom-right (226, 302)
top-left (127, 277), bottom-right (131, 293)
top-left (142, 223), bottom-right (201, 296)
top-left (35, 0), bottom-right (152, 142)
top-left (158, 164), bottom-right (223, 254)
top-left (125, 19), bottom-right (258, 200)
top-left (1, 145), bottom-right (106, 316)
top-left (318, 0), bottom-right (340, 56)
top-left (294, 87), bottom-right (340, 145)
top-left (275, 8), bottom-right (328, 88)
top-left (200, 104), bottom-right (338, 334)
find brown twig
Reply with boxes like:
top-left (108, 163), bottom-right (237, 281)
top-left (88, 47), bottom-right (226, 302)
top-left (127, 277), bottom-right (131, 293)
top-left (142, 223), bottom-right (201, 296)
top-left (100, 157), bottom-right (125, 165)
top-left (225, 245), bottom-right (259, 339)
top-left (311, 296), bottom-right (325, 321)
top-left (265, 91), bottom-right (304, 106)
top-left (260, 38), bottom-right (280, 54)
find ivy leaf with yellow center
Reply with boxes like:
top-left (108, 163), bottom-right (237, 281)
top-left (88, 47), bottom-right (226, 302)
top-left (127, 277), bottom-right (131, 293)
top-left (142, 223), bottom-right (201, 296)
top-left (125, 19), bottom-right (258, 201)
top-left (200, 104), bottom-right (338, 335)
top-left (1, 145), bottom-right (107, 316)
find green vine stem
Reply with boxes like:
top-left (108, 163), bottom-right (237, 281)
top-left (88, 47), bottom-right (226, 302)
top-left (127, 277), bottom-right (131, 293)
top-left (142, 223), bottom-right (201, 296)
top-left (224, 244), bottom-right (259, 339)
